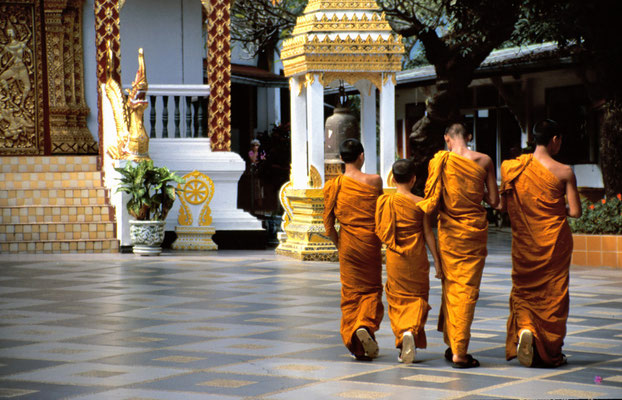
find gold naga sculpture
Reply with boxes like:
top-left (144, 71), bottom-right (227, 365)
top-left (105, 43), bottom-right (150, 161)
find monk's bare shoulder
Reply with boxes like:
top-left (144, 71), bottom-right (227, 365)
top-left (364, 173), bottom-right (383, 191)
top-left (536, 154), bottom-right (573, 184)
top-left (466, 150), bottom-right (493, 171)
top-left (345, 171), bottom-right (382, 191)
top-left (554, 162), bottom-right (575, 185)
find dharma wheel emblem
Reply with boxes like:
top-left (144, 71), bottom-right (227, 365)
top-left (184, 179), bottom-right (210, 205)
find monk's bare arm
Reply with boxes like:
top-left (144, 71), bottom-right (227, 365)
top-left (324, 211), bottom-right (339, 247)
top-left (323, 188), bottom-right (339, 247)
top-left (496, 193), bottom-right (507, 212)
top-left (328, 228), bottom-right (339, 248)
top-left (483, 156), bottom-right (499, 208)
top-left (423, 214), bottom-right (442, 279)
top-left (564, 167), bottom-right (582, 218)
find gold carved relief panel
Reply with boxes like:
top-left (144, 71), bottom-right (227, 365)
top-left (45, 0), bottom-right (97, 154)
top-left (0, 0), bottom-right (45, 155)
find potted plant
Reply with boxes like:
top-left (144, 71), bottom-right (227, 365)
top-left (569, 193), bottom-right (622, 267)
top-left (115, 160), bottom-right (185, 256)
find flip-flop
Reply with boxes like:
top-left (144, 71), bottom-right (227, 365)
top-left (398, 331), bottom-right (416, 363)
top-left (452, 354), bottom-right (480, 369)
top-left (444, 347), bottom-right (453, 362)
top-left (517, 329), bottom-right (534, 367)
top-left (355, 327), bottom-right (379, 359)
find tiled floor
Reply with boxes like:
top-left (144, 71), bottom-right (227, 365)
top-left (1, 230), bottom-right (622, 399)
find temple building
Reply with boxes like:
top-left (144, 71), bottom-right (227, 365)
top-left (0, 1), bottom-right (606, 254)
top-left (0, 0), bottom-right (272, 253)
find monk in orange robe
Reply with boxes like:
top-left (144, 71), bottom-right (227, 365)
top-left (376, 159), bottom-right (442, 363)
top-left (418, 122), bottom-right (499, 368)
top-left (500, 119), bottom-right (581, 367)
top-left (324, 138), bottom-right (384, 360)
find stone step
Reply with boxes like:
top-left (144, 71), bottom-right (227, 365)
top-left (0, 156), bottom-right (119, 254)
top-left (0, 222), bottom-right (116, 242)
top-left (0, 156), bottom-right (99, 173)
top-left (0, 171), bottom-right (103, 190)
top-left (0, 206), bottom-right (114, 224)
top-left (0, 188), bottom-right (110, 206)
top-left (0, 239), bottom-right (118, 254)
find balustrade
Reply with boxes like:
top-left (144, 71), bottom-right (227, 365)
top-left (130, 84), bottom-right (210, 139)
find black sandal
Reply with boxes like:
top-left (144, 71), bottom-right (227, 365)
top-left (452, 354), bottom-right (480, 369)
top-left (444, 347), bottom-right (453, 362)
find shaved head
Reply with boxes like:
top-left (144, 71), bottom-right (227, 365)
top-left (445, 122), bottom-right (469, 139)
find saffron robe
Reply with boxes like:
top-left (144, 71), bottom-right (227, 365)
top-left (418, 150), bottom-right (488, 356)
top-left (501, 154), bottom-right (572, 366)
top-left (324, 175), bottom-right (384, 354)
top-left (376, 193), bottom-right (431, 349)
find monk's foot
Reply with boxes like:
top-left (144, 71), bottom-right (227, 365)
top-left (444, 347), bottom-right (453, 362)
top-left (517, 329), bottom-right (534, 367)
top-left (398, 331), bottom-right (415, 363)
top-left (355, 327), bottom-right (379, 359)
top-left (554, 354), bottom-right (568, 367)
top-left (351, 353), bottom-right (372, 361)
top-left (452, 354), bottom-right (480, 369)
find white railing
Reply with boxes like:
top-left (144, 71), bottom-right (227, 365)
top-left (125, 84), bottom-right (211, 139)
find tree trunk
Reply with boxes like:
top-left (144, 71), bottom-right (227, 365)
top-left (408, 80), bottom-right (467, 195)
top-left (600, 101), bottom-right (622, 196)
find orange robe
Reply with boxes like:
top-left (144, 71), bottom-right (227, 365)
top-left (501, 154), bottom-right (572, 366)
top-left (419, 150), bottom-right (488, 357)
top-left (324, 175), bottom-right (384, 354)
top-left (376, 193), bottom-right (431, 349)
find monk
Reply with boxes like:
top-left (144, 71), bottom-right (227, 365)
top-left (376, 159), bottom-right (442, 363)
top-left (500, 119), bottom-right (581, 367)
top-left (324, 138), bottom-right (384, 360)
top-left (418, 122), bottom-right (499, 368)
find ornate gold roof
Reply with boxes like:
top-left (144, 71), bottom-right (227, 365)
top-left (282, 0), bottom-right (404, 77)
top-left (304, 1), bottom-right (380, 12)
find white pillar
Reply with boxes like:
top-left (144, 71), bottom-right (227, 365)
top-left (290, 77), bottom-right (308, 189)
top-left (306, 73), bottom-right (325, 185)
top-left (379, 73), bottom-right (396, 186)
top-left (273, 87), bottom-right (281, 126)
top-left (257, 87), bottom-right (269, 133)
top-left (356, 80), bottom-right (377, 174)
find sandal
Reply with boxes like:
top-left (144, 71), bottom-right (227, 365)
top-left (517, 329), bottom-right (534, 367)
top-left (444, 347), bottom-right (453, 362)
top-left (355, 327), bottom-right (379, 359)
top-left (452, 354), bottom-right (480, 369)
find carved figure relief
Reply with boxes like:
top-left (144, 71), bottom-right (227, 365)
top-left (0, 26), bottom-right (32, 104)
top-left (0, 1), bottom-right (42, 155)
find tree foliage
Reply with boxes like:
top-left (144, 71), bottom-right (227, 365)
top-left (516, 0), bottom-right (622, 195)
top-left (230, 0), bottom-right (305, 59)
top-left (232, 0), bottom-right (622, 194)
top-left (378, 0), bottom-right (523, 193)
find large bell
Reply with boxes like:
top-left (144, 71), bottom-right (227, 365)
top-left (324, 105), bottom-right (359, 181)
top-left (324, 106), bottom-right (359, 159)
top-left (324, 83), bottom-right (360, 181)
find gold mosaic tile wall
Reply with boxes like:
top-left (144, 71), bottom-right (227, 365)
top-left (0, 156), bottom-right (119, 254)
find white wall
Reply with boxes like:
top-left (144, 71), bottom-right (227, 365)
top-left (120, 0), bottom-right (203, 85)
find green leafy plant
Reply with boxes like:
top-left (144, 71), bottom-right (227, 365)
top-left (569, 194), bottom-right (622, 234)
top-left (115, 160), bottom-right (185, 221)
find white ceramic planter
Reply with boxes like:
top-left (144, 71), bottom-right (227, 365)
top-left (129, 220), bottom-right (166, 256)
